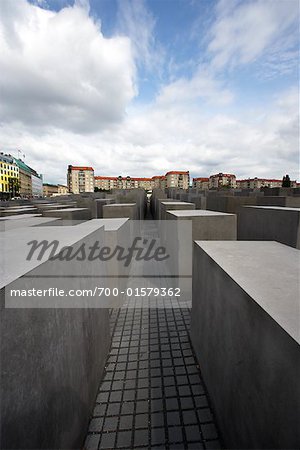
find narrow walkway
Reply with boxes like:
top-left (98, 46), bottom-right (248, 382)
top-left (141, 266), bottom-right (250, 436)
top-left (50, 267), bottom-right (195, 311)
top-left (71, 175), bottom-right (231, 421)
top-left (84, 208), bottom-right (222, 449)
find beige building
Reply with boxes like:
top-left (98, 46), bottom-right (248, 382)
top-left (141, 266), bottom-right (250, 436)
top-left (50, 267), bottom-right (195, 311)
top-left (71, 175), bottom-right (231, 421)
top-left (165, 171), bottom-right (190, 189)
top-left (193, 177), bottom-right (209, 189)
top-left (236, 177), bottom-right (295, 189)
top-left (43, 183), bottom-right (58, 197)
top-left (209, 173), bottom-right (236, 189)
top-left (152, 175), bottom-right (166, 190)
top-left (95, 176), bottom-right (117, 191)
top-left (67, 165), bottom-right (94, 194)
top-left (95, 176), bottom-right (153, 191)
top-left (58, 184), bottom-right (69, 195)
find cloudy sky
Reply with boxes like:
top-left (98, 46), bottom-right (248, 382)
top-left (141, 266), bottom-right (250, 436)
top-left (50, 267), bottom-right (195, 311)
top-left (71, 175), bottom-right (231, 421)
top-left (0, 0), bottom-right (299, 184)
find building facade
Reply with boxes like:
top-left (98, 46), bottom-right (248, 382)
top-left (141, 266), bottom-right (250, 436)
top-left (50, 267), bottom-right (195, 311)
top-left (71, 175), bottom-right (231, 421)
top-left (193, 177), bottom-right (209, 189)
top-left (95, 176), bottom-right (154, 191)
top-left (0, 153), bottom-right (19, 198)
top-left (236, 177), bottom-right (296, 189)
top-left (67, 165), bottom-right (94, 194)
top-left (43, 183), bottom-right (58, 197)
top-left (209, 173), bottom-right (237, 189)
top-left (94, 176), bottom-right (117, 191)
top-left (165, 171), bottom-right (190, 189)
top-left (58, 184), bottom-right (69, 195)
top-left (14, 159), bottom-right (43, 197)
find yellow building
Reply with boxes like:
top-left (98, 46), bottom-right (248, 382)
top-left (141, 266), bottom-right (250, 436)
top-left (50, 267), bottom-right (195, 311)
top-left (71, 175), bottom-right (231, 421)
top-left (0, 153), bottom-right (19, 197)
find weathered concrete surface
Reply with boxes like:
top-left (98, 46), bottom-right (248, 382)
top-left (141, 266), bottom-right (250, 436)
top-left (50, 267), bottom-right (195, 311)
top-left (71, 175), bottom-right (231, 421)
top-left (160, 201), bottom-right (195, 221)
top-left (156, 198), bottom-right (178, 220)
top-left (191, 241), bottom-right (300, 449)
top-left (206, 195), bottom-right (257, 214)
top-left (103, 203), bottom-right (137, 219)
top-left (42, 207), bottom-right (91, 222)
top-left (95, 198), bottom-right (115, 218)
top-left (0, 207), bottom-right (38, 216)
top-left (166, 209), bottom-right (237, 240)
top-left (114, 189), bottom-right (147, 219)
top-left (257, 196), bottom-right (300, 208)
top-left (0, 225), bottom-right (111, 449)
top-left (187, 193), bottom-right (207, 210)
top-left (238, 206), bottom-right (300, 249)
top-left (0, 216), bottom-right (61, 231)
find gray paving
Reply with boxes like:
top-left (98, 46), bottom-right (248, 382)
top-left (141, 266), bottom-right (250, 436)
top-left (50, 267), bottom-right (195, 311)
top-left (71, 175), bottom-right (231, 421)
top-left (84, 218), bottom-right (222, 450)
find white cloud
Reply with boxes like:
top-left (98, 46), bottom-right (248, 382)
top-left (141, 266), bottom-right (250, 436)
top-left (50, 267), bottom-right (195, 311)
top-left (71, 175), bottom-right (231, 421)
top-left (0, 0), bottom-right (136, 132)
top-left (0, 0), bottom-right (298, 185)
top-left (1, 86), bottom-right (298, 183)
top-left (156, 67), bottom-right (234, 107)
top-left (208, 0), bottom-right (299, 71)
top-left (116, 0), bottom-right (164, 74)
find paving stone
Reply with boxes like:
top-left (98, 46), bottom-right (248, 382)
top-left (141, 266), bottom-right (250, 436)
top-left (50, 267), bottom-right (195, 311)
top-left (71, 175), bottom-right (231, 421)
top-left (119, 415), bottom-right (133, 430)
top-left (88, 417), bottom-right (103, 432)
top-left (100, 432), bottom-right (116, 449)
top-left (84, 285), bottom-right (222, 449)
top-left (84, 433), bottom-right (100, 450)
top-left (185, 425), bottom-right (202, 443)
top-left (151, 427), bottom-right (166, 445)
top-left (116, 430), bottom-right (132, 448)
top-left (201, 423), bottom-right (218, 440)
top-left (134, 429), bottom-right (149, 447)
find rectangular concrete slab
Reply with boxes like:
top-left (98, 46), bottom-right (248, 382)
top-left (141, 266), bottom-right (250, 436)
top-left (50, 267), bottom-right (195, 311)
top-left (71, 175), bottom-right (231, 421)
top-left (238, 205), bottom-right (300, 249)
top-left (191, 240), bottom-right (300, 449)
top-left (42, 207), bottom-right (91, 221)
top-left (103, 203), bottom-right (137, 219)
top-left (166, 209), bottom-right (237, 240)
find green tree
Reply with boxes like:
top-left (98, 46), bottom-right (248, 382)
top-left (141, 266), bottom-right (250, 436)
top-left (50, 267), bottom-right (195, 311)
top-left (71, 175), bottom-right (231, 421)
top-left (282, 174), bottom-right (291, 187)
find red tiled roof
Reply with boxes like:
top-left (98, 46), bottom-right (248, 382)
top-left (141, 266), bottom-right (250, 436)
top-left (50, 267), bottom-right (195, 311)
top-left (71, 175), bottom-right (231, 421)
top-left (193, 177), bottom-right (209, 181)
top-left (165, 171), bottom-right (189, 176)
top-left (70, 166), bottom-right (94, 171)
top-left (152, 175), bottom-right (166, 179)
top-left (95, 176), bottom-right (117, 180)
top-left (210, 173), bottom-right (236, 178)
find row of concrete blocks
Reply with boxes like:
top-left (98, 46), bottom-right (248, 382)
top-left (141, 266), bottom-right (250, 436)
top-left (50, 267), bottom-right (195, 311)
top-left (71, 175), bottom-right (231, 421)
top-left (0, 189), bottom-right (148, 221)
top-left (151, 192), bottom-right (300, 448)
top-left (151, 190), bottom-right (300, 250)
top-left (0, 218), bottom-right (132, 449)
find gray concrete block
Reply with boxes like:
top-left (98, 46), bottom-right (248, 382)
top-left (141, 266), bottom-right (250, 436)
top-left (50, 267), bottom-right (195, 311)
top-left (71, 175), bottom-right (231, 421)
top-left (206, 195), bottom-right (257, 214)
top-left (103, 203), bottom-right (137, 220)
top-left (0, 225), bottom-right (111, 449)
top-left (257, 196), bottom-right (300, 208)
top-left (191, 241), bottom-right (300, 449)
top-left (238, 206), bottom-right (300, 249)
top-left (166, 210), bottom-right (237, 240)
top-left (0, 216), bottom-right (61, 231)
top-left (160, 202), bottom-right (195, 221)
top-left (95, 199), bottom-right (115, 218)
top-left (42, 207), bottom-right (91, 222)
top-left (0, 207), bottom-right (38, 216)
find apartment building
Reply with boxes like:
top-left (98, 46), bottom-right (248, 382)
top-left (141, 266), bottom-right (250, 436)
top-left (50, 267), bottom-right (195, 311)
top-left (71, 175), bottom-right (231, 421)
top-left (236, 177), bottom-right (296, 189)
top-left (0, 153), bottom-right (19, 197)
top-left (95, 176), bottom-right (154, 191)
top-left (58, 185), bottom-right (69, 195)
top-left (152, 175), bottom-right (166, 190)
top-left (67, 165), bottom-right (94, 194)
top-left (43, 183), bottom-right (58, 197)
top-left (193, 177), bottom-right (209, 189)
top-left (94, 176), bottom-right (117, 191)
top-left (209, 173), bottom-right (236, 189)
top-left (165, 171), bottom-right (190, 189)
